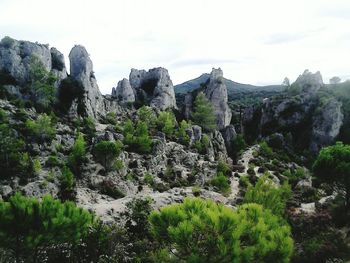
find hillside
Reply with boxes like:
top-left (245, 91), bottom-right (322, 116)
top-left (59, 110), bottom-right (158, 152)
top-left (0, 37), bottom-right (349, 262)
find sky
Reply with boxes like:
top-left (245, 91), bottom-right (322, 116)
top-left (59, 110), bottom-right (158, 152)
top-left (0, 0), bottom-right (349, 94)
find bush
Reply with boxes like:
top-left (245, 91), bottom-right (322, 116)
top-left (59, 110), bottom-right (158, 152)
top-left (0, 123), bottom-right (26, 177)
top-left (149, 198), bottom-right (293, 262)
top-left (192, 92), bottom-right (216, 132)
top-left (137, 106), bottom-right (157, 129)
top-left (243, 174), bottom-right (292, 216)
top-left (105, 112), bottom-right (117, 125)
top-left (157, 111), bottom-right (176, 137)
top-left (0, 193), bottom-right (94, 262)
top-left (93, 140), bottom-right (123, 172)
top-left (25, 113), bottom-right (56, 143)
top-left (29, 55), bottom-right (57, 110)
top-left (176, 119), bottom-right (190, 145)
top-left (313, 142), bottom-right (350, 207)
top-left (259, 141), bottom-right (274, 158)
top-left (217, 160), bottom-right (231, 176)
top-left (68, 132), bottom-right (87, 175)
top-left (60, 166), bottom-right (75, 201)
top-left (194, 134), bottom-right (210, 154)
top-left (239, 175), bottom-right (251, 188)
top-left (144, 173), bottom-right (154, 186)
top-left (210, 172), bottom-right (231, 195)
top-left (123, 120), bottom-right (153, 154)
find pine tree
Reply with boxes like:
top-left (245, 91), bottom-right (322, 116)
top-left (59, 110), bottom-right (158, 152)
top-left (192, 92), bottom-right (216, 132)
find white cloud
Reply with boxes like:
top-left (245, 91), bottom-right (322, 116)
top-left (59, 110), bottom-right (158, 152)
top-left (0, 0), bottom-right (349, 93)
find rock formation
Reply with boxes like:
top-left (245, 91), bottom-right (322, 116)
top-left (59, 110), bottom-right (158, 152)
top-left (293, 69), bottom-right (323, 93)
top-left (243, 70), bottom-right (343, 153)
top-left (310, 98), bottom-right (343, 153)
top-left (129, 67), bottom-right (177, 110)
top-left (68, 45), bottom-right (105, 118)
top-left (111, 78), bottom-right (135, 103)
top-left (0, 37), bottom-right (67, 87)
top-left (204, 68), bottom-right (232, 130)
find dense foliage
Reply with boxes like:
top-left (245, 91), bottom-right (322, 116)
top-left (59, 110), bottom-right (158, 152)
top-left (0, 193), bottom-right (94, 262)
top-left (25, 113), bottom-right (56, 143)
top-left (93, 140), bottom-right (123, 172)
top-left (192, 92), bottom-right (216, 132)
top-left (149, 198), bottom-right (294, 262)
top-left (313, 142), bottom-right (350, 207)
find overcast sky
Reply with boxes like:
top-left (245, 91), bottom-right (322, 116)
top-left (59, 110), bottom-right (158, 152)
top-left (0, 0), bottom-right (349, 94)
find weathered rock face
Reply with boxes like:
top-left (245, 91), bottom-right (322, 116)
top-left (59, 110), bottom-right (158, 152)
top-left (0, 37), bottom-right (67, 86)
top-left (111, 78), bottom-right (135, 103)
top-left (69, 45), bottom-right (105, 118)
top-left (293, 69), bottom-right (323, 93)
top-left (243, 70), bottom-right (343, 154)
top-left (221, 125), bottom-right (237, 156)
top-left (310, 98), bottom-right (343, 153)
top-left (129, 67), bottom-right (177, 110)
top-left (204, 68), bottom-right (232, 129)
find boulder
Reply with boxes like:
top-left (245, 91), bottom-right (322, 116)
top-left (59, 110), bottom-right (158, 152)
top-left (69, 45), bottom-right (105, 118)
top-left (221, 125), bottom-right (237, 156)
top-left (204, 68), bottom-right (232, 129)
top-left (310, 98), bottom-right (343, 153)
top-left (293, 69), bottom-right (323, 93)
top-left (129, 67), bottom-right (177, 110)
top-left (0, 37), bottom-right (67, 87)
top-left (111, 78), bottom-right (135, 104)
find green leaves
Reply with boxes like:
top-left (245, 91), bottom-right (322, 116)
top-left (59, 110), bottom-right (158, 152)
top-left (149, 198), bottom-right (294, 262)
top-left (192, 92), bottom-right (216, 132)
top-left (25, 113), bottom-right (56, 143)
top-left (0, 193), bottom-right (94, 261)
top-left (93, 140), bottom-right (123, 172)
top-left (243, 174), bottom-right (292, 217)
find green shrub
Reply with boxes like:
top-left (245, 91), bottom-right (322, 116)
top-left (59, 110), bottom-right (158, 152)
top-left (192, 92), bottom-right (216, 132)
top-left (243, 174), bottom-right (292, 216)
top-left (313, 142), bottom-right (350, 207)
top-left (176, 120), bottom-right (190, 145)
top-left (123, 120), bottom-right (152, 154)
top-left (217, 160), bottom-right (231, 176)
top-left (239, 175), bottom-right (251, 188)
top-left (194, 134), bottom-right (210, 154)
top-left (68, 132), bottom-right (87, 175)
top-left (137, 106), bottom-right (157, 129)
top-left (60, 166), bottom-right (75, 201)
top-left (192, 186), bottom-right (202, 196)
top-left (46, 155), bottom-right (61, 167)
top-left (210, 172), bottom-right (231, 195)
top-left (149, 198), bottom-right (294, 262)
top-left (232, 134), bottom-right (247, 157)
top-left (93, 140), bottom-right (123, 172)
top-left (144, 173), bottom-right (154, 186)
top-left (105, 112), bottom-right (117, 125)
top-left (157, 111), bottom-right (176, 137)
top-left (25, 113), bottom-right (56, 142)
top-left (29, 55), bottom-right (57, 110)
top-left (113, 159), bottom-right (124, 171)
top-left (0, 123), bottom-right (26, 177)
top-left (259, 141), bottom-right (274, 158)
top-left (0, 193), bottom-right (94, 262)
top-left (82, 117), bottom-right (96, 140)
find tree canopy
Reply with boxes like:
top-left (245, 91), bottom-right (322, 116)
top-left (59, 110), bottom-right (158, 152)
top-left (192, 92), bottom-right (216, 132)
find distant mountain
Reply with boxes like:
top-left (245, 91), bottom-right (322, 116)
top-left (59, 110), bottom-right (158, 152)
top-left (174, 73), bottom-right (284, 95)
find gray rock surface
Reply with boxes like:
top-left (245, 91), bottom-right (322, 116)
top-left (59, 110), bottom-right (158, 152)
top-left (69, 45), bottom-right (105, 118)
top-left (204, 68), bottom-right (232, 129)
top-left (129, 67), bottom-right (177, 110)
top-left (310, 98), bottom-right (343, 153)
top-left (221, 125), bottom-right (237, 156)
top-left (0, 37), bottom-right (67, 86)
top-left (293, 69), bottom-right (323, 93)
top-left (111, 78), bottom-right (135, 103)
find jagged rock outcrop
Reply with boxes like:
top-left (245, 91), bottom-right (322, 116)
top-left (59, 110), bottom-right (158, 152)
top-left (243, 70), bottom-right (343, 153)
top-left (129, 67), bottom-right (177, 110)
top-left (111, 78), bottom-right (135, 103)
top-left (221, 125), bottom-right (237, 156)
top-left (69, 45), bottom-right (105, 118)
top-left (0, 37), bottom-right (67, 86)
top-left (310, 98), bottom-right (343, 153)
top-left (204, 68), bottom-right (232, 130)
top-left (293, 69), bottom-right (323, 93)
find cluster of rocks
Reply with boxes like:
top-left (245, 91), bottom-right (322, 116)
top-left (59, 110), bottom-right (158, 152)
top-left (243, 70), bottom-right (344, 153)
